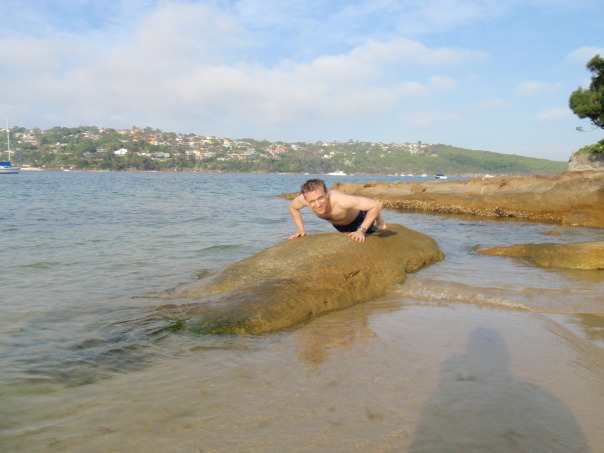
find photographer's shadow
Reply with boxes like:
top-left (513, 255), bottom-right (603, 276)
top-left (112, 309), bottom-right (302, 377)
top-left (409, 328), bottom-right (589, 453)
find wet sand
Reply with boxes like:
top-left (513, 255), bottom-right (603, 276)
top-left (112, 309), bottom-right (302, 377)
top-left (5, 292), bottom-right (603, 452)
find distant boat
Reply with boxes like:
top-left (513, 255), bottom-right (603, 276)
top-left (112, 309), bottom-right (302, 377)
top-left (327, 170), bottom-right (347, 176)
top-left (0, 114), bottom-right (20, 174)
top-left (435, 174), bottom-right (447, 180)
top-left (0, 161), bottom-right (19, 174)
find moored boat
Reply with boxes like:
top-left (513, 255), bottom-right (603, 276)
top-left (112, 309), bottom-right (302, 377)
top-left (0, 161), bottom-right (20, 174)
top-left (1, 114), bottom-right (20, 174)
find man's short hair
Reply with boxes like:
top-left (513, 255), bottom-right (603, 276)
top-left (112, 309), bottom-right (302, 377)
top-left (301, 179), bottom-right (327, 194)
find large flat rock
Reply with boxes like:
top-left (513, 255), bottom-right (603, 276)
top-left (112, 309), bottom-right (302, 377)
top-left (325, 170), bottom-right (604, 227)
top-left (477, 241), bottom-right (604, 270)
top-left (163, 224), bottom-right (443, 334)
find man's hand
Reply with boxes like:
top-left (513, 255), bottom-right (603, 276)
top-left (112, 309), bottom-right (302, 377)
top-left (288, 231), bottom-right (307, 240)
top-left (347, 230), bottom-right (366, 242)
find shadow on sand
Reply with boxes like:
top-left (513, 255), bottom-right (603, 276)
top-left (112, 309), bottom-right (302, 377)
top-left (409, 327), bottom-right (589, 453)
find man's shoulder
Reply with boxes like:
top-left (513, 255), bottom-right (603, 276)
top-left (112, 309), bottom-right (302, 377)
top-left (330, 189), bottom-right (358, 198)
top-left (328, 190), bottom-right (356, 207)
top-left (327, 189), bottom-right (345, 198)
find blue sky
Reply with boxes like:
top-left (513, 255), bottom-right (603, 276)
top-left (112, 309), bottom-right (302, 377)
top-left (1, 0), bottom-right (603, 161)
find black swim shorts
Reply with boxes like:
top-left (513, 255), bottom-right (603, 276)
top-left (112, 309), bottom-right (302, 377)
top-left (332, 210), bottom-right (378, 233)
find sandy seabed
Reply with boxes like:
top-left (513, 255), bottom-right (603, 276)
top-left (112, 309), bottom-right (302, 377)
top-left (6, 289), bottom-right (603, 453)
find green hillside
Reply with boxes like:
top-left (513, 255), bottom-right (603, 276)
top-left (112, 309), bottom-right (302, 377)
top-left (6, 126), bottom-right (568, 175)
top-left (412, 144), bottom-right (567, 175)
top-left (312, 143), bottom-right (567, 176)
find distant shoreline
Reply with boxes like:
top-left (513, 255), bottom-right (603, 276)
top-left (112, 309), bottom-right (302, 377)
top-left (17, 167), bottom-right (548, 178)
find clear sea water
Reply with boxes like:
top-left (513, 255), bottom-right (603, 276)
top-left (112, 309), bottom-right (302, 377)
top-left (1, 171), bottom-right (603, 452)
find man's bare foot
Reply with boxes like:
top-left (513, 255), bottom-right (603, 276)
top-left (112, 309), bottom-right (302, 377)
top-left (377, 222), bottom-right (388, 231)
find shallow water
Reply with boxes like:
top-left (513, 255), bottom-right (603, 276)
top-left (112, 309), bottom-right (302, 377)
top-left (1, 171), bottom-right (603, 452)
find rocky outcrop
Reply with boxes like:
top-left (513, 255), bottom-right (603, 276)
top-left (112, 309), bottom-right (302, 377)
top-left (162, 224), bottom-right (444, 334)
top-left (323, 170), bottom-right (604, 228)
top-left (569, 153), bottom-right (604, 171)
top-left (476, 241), bottom-right (604, 270)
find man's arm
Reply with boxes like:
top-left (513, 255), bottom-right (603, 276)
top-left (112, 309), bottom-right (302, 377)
top-left (288, 195), bottom-right (308, 240)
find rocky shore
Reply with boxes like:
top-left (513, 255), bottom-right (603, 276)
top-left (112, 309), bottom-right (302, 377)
top-left (281, 170), bottom-right (604, 270)
top-left (327, 170), bottom-right (604, 228)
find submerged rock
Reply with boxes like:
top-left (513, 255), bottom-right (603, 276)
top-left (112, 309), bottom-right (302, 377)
top-left (477, 241), bottom-right (604, 270)
top-left (165, 224), bottom-right (443, 334)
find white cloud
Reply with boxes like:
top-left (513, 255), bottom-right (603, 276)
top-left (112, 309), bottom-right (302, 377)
top-left (565, 46), bottom-right (604, 63)
top-left (0, 36), bottom-right (92, 72)
top-left (390, 0), bottom-right (516, 35)
top-left (129, 2), bottom-right (248, 66)
top-left (397, 81), bottom-right (427, 97)
top-left (337, 37), bottom-right (486, 71)
top-left (0, 2), bottom-right (484, 131)
top-left (481, 97), bottom-right (507, 108)
top-left (404, 110), bottom-right (462, 129)
top-left (428, 75), bottom-right (457, 91)
top-left (161, 37), bottom-right (478, 126)
top-left (515, 80), bottom-right (562, 96)
top-left (536, 107), bottom-right (572, 121)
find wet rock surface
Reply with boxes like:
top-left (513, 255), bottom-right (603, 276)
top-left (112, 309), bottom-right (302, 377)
top-left (166, 224), bottom-right (444, 334)
top-left (476, 241), bottom-right (604, 270)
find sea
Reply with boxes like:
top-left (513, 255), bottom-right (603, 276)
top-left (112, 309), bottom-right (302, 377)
top-left (1, 171), bottom-right (603, 452)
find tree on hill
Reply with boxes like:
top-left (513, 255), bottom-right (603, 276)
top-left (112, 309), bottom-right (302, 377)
top-left (569, 54), bottom-right (604, 154)
top-left (570, 54), bottom-right (604, 129)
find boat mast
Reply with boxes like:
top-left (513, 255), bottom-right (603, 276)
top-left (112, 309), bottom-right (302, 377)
top-left (5, 113), bottom-right (11, 161)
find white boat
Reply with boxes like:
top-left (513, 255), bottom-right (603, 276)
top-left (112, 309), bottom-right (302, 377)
top-left (0, 162), bottom-right (19, 174)
top-left (435, 174), bottom-right (447, 180)
top-left (327, 170), bottom-right (347, 176)
top-left (1, 114), bottom-right (20, 174)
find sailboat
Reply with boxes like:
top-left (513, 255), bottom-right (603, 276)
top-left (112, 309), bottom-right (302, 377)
top-left (1, 114), bottom-right (20, 174)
